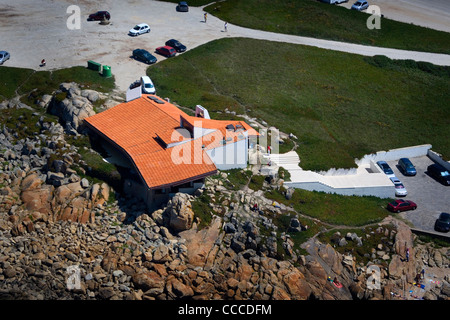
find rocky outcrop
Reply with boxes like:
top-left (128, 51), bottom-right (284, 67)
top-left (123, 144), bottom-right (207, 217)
top-left (164, 193), bottom-right (195, 232)
top-left (0, 94), bottom-right (449, 301)
top-left (47, 82), bottom-right (99, 134)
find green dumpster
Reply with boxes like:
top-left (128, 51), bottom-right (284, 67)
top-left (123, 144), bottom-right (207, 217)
top-left (87, 60), bottom-right (102, 72)
top-left (102, 65), bottom-right (112, 78)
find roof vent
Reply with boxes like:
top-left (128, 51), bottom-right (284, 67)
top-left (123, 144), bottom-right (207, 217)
top-left (147, 95), bottom-right (165, 104)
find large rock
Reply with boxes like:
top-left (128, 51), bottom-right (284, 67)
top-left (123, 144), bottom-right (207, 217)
top-left (21, 184), bottom-right (53, 214)
top-left (167, 276), bottom-right (194, 298)
top-left (21, 173), bottom-right (44, 191)
top-left (386, 217), bottom-right (416, 282)
top-left (282, 268), bottom-right (312, 300)
top-left (179, 216), bottom-right (223, 268)
top-left (48, 82), bottom-right (96, 133)
top-left (166, 193), bottom-right (195, 232)
top-left (132, 270), bottom-right (165, 293)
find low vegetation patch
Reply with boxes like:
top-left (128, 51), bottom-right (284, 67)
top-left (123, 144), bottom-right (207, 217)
top-left (0, 66), bottom-right (115, 104)
top-left (318, 224), bottom-right (396, 266)
top-left (265, 187), bottom-right (391, 227)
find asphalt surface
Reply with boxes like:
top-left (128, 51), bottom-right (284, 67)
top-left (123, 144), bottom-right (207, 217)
top-left (385, 156), bottom-right (450, 234)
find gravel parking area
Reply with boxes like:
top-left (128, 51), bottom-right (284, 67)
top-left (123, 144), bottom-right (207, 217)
top-left (386, 156), bottom-right (450, 234)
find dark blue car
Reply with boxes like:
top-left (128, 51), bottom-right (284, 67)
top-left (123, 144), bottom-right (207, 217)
top-left (398, 158), bottom-right (416, 176)
top-left (132, 49), bottom-right (157, 64)
top-left (176, 1), bottom-right (189, 12)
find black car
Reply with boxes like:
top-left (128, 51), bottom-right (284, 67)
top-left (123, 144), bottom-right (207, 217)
top-left (427, 163), bottom-right (450, 186)
top-left (132, 49), bottom-right (157, 64)
top-left (434, 212), bottom-right (450, 233)
top-left (88, 11), bottom-right (111, 21)
top-left (176, 1), bottom-right (189, 12)
top-left (165, 39), bottom-right (186, 53)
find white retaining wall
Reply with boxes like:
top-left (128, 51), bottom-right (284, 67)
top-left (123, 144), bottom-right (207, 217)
top-left (276, 145), bottom-right (436, 198)
top-left (428, 149), bottom-right (450, 171)
top-left (356, 144), bottom-right (432, 166)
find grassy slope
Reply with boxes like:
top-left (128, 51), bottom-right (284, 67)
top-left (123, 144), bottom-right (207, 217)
top-left (0, 66), bottom-right (115, 102)
top-left (203, 0), bottom-right (450, 54)
top-left (148, 38), bottom-right (450, 170)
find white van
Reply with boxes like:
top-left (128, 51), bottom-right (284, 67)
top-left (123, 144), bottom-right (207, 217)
top-left (140, 76), bottom-right (156, 94)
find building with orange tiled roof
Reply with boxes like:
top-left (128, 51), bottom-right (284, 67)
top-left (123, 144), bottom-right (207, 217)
top-left (84, 93), bottom-right (258, 210)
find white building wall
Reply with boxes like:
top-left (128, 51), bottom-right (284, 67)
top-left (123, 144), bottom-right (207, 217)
top-left (207, 139), bottom-right (248, 170)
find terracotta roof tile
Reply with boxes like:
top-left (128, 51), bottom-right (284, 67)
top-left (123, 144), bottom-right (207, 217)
top-left (84, 96), bottom-right (257, 189)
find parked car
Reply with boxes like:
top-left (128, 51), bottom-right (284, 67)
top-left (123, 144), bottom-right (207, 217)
top-left (434, 212), bottom-right (450, 233)
top-left (88, 11), bottom-right (110, 21)
top-left (176, 1), bottom-right (189, 12)
top-left (0, 51), bottom-right (10, 65)
top-left (140, 76), bottom-right (156, 94)
top-left (390, 177), bottom-right (407, 197)
top-left (377, 161), bottom-right (395, 178)
top-left (398, 158), bottom-right (417, 176)
top-left (155, 46), bottom-right (177, 58)
top-left (387, 199), bottom-right (417, 213)
top-left (351, 0), bottom-right (369, 10)
top-left (427, 163), bottom-right (450, 186)
top-left (132, 49), bottom-right (157, 64)
top-left (319, 0), bottom-right (348, 4)
top-left (165, 39), bottom-right (186, 53)
top-left (129, 23), bottom-right (150, 36)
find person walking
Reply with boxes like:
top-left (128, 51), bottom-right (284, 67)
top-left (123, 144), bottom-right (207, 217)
top-left (405, 248), bottom-right (410, 262)
top-left (204, 13), bottom-right (207, 23)
top-left (224, 21), bottom-right (228, 32)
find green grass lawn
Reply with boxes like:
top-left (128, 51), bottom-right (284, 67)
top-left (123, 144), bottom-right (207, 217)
top-left (148, 37), bottom-right (450, 170)
top-left (203, 0), bottom-right (450, 54)
top-left (0, 66), bottom-right (34, 101)
top-left (0, 66), bottom-right (115, 103)
top-left (265, 187), bottom-right (390, 227)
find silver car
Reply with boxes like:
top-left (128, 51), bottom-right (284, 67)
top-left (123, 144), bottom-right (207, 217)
top-left (390, 177), bottom-right (408, 197)
top-left (0, 51), bottom-right (10, 65)
top-left (128, 23), bottom-right (150, 36)
top-left (351, 0), bottom-right (369, 10)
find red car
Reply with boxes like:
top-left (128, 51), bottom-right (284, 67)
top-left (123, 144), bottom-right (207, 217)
top-left (155, 46), bottom-right (176, 58)
top-left (88, 11), bottom-right (110, 21)
top-left (387, 199), bottom-right (417, 213)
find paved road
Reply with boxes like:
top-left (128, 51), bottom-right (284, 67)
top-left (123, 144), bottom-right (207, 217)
top-left (386, 156), bottom-right (450, 233)
top-left (1, 0), bottom-right (449, 93)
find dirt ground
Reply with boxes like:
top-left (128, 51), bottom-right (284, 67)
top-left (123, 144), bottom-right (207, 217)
top-left (0, 0), bottom-right (229, 92)
top-left (0, 0), bottom-right (449, 93)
